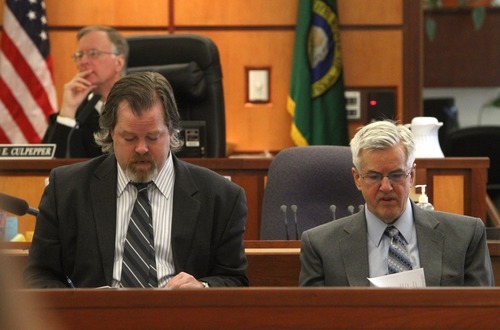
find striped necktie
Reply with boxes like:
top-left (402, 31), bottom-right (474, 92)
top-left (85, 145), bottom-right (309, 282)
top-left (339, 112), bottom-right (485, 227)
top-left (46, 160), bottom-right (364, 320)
top-left (385, 225), bottom-right (413, 274)
top-left (121, 182), bottom-right (158, 288)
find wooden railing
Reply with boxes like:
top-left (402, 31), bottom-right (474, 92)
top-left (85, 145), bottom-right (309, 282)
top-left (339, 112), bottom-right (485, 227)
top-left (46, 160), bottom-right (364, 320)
top-left (4, 240), bottom-right (500, 287)
top-left (11, 288), bottom-right (500, 329)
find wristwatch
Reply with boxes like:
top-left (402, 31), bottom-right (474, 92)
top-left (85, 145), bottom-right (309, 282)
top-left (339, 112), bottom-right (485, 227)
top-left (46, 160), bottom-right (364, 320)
top-left (200, 281), bottom-right (210, 288)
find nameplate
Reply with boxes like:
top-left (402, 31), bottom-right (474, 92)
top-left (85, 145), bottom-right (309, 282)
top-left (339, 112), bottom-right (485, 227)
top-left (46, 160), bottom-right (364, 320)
top-left (0, 144), bottom-right (56, 159)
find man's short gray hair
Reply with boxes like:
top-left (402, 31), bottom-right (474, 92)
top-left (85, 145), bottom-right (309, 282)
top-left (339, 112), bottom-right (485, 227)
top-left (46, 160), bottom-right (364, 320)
top-left (350, 120), bottom-right (416, 171)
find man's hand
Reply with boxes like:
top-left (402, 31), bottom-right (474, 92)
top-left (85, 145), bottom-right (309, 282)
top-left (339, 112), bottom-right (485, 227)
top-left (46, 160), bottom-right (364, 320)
top-left (58, 70), bottom-right (96, 119)
top-left (165, 272), bottom-right (207, 289)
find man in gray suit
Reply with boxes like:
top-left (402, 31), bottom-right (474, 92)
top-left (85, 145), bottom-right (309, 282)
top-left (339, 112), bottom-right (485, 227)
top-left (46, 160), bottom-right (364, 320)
top-left (25, 72), bottom-right (248, 288)
top-left (300, 120), bottom-right (494, 286)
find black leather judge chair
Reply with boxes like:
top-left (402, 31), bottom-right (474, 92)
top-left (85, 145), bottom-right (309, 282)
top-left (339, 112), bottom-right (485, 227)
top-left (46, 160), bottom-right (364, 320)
top-left (126, 34), bottom-right (226, 157)
top-left (260, 146), bottom-right (364, 240)
top-left (445, 126), bottom-right (500, 226)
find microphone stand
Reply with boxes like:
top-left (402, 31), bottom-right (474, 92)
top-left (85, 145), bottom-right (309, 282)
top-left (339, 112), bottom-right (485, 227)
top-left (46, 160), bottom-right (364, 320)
top-left (291, 205), bottom-right (299, 240)
top-left (280, 205), bottom-right (289, 240)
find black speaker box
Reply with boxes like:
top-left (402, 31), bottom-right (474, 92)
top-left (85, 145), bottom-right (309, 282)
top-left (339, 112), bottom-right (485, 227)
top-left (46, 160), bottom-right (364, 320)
top-left (367, 91), bottom-right (396, 122)
top-left (176, 120), bottom-right (207, 158)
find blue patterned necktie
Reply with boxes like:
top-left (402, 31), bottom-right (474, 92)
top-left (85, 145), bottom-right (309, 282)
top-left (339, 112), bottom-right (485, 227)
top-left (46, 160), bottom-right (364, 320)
top-left (121, 182), bottom-right (158, 288)
top-left (385, 225), bottom-right (413, 274)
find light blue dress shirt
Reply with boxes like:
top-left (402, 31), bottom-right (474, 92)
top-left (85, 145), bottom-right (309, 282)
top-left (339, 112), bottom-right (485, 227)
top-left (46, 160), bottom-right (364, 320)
top-left (366, 198), bottom-right (421, 278)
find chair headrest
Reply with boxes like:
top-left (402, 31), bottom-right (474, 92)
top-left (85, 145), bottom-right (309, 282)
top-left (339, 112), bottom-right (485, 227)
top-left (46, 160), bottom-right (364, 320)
top-left (127, 61), bottom-right (207, 101)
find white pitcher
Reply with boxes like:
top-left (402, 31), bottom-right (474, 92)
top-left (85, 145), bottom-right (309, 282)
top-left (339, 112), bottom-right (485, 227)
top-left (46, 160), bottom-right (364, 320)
top-left (405, 117), bottom-right (444, 158)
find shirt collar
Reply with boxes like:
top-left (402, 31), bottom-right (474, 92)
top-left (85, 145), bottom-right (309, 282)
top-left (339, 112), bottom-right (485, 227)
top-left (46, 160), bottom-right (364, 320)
top-left (152, 152), bottom-right (174, 198)
top-left (88, 92), bottom-right (104, 114)
top-left (367, 198), bottom-right (414, 247)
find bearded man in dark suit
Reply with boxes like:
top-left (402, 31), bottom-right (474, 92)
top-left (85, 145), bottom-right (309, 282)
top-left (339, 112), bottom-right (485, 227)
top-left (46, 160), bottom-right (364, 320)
top-left (25, 71), bottom-right (248, 288)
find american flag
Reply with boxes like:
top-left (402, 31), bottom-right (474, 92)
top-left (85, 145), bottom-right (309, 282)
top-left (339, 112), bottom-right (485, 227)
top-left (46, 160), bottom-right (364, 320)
top-left (0, 0), bottom-right (57, 143)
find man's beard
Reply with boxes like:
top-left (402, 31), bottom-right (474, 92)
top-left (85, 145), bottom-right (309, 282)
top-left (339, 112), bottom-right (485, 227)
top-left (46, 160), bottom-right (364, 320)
top-left (125, 153), bottom-right (158, 183)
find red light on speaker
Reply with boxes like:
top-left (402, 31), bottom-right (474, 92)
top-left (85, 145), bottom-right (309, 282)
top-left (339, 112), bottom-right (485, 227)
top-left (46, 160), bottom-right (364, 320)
top-left (369, 100), bottom-right (377, 107)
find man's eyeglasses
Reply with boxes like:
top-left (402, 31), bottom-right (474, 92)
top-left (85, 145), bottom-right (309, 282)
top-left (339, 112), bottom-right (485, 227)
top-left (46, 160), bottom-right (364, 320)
top-left (71, 49), bottom-right (117, 62)
top-left (359, 169), bottom-right (412, 186)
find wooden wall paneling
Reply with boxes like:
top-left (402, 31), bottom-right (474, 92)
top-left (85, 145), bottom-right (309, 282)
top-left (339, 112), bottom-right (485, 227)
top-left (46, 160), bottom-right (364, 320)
top-left (416, 158), bottom-right (489, 222)
top-left (183, 30), bottom-right (295, 153)
top-left (402, 0), bottom-right (423, 123)
top-left (174, 0), bottom-right (298, 26)
top-left (229, 174), bottom-right (265, 240)
top-left (470, 165), bottom-right (489, 220)
top-left (48, 31), bottom-right (79, 101)
top-left (341, 30), bottom-right (403, 90)
top-left (0, 0), bottom-right (419, 154)
top-left (341, 30), bottom-right (403, 119)
top-left (45, 0), bottom-right (169, 27)
top-left (338, 0), bottom-right (403, 25)
top-left (433, 175), bottom-right (464, 215)
top-left (424, 8), bottom-right (500, 87)
top-left (176, 1), bottom-right (408, 152)
top-left (0, 176), bottom-right (46, 238)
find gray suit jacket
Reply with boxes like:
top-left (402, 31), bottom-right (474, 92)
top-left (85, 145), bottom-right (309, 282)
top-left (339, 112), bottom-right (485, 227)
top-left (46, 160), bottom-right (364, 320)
top-left (299, 201), bottom-right (494, 286)
top-left (24, 153), bottom-right (248, 288)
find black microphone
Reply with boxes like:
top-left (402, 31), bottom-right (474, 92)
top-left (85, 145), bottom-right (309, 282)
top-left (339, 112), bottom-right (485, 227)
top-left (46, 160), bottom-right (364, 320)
top-left (0, 193), bottom-right (39, 216)
top-left (290, 205), bottom-right (299, 240)
top-left (65, 124), bottom-right (79, 158)
top-left (330, 204), bottom-right (337, 221)
top-left (280, 205), bottom-right (289, 240)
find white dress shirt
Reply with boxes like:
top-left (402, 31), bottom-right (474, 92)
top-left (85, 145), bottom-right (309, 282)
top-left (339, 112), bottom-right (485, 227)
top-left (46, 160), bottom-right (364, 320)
top-left (56, 93), bottom-right (104, 127)
top-left (112, 153), bottom-right (175, 288)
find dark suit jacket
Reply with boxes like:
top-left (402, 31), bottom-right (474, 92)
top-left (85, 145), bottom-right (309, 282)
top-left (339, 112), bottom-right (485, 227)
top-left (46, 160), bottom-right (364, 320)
top-left (299, 202), bottom-right (494, 287)
top-left (42, 94), bottom-right (103, 158)
top-left (24, 154), bottom-right (248, 288)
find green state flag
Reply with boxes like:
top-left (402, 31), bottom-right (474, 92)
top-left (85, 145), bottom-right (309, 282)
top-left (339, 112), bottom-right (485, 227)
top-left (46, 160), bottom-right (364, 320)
top-left (288, 0), bottom-right (348, 146)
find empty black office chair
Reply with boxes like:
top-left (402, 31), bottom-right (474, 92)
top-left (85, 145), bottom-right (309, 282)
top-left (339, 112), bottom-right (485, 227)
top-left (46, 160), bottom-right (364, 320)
top-left (260, 146), bottom-right (364, 240)
top-left (126, 34), bottom-right (226, 157)
top-left (423, 97), bottom-right (459, 153)
top-left (445, 126), bottom-right (500, 226)
top-left (486, 227), bottom-right (500, 240)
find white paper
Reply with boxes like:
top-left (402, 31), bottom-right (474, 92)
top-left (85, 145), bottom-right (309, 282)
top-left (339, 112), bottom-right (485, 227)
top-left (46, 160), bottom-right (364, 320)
top-left (368, 268), bottom-right (426, 288)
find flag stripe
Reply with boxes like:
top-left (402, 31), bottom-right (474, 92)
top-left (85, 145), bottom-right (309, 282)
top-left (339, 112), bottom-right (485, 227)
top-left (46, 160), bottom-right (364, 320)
top-left (1, 32), bottom-right (54, 118)
top-left (0, 126), bottom-right (11, 143)
top-left (2, 6), bottom-right (57, 110)
top-left (0, 0), bottom-right (57, 144)
top-left (0, 58), bottom-right (48, 141)
top-left (0, 79), bottom-right (37, 142)
top-left (0, 99), bottom-right (28, 143)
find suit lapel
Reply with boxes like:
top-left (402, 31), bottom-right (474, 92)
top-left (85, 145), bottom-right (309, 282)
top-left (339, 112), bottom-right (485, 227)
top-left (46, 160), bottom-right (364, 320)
top-left (340, 213), bottom-right (370, 286)
top-left (90, 154), bottom-right (118, 285)
top-left (170, 158), bottom-right (201, 271)
top-left (339, 203), bottom-right (444, 286)
top-left (413, 205), bottom-right (444, 286)
top-left (76, 93), bottom-right (101, 125)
